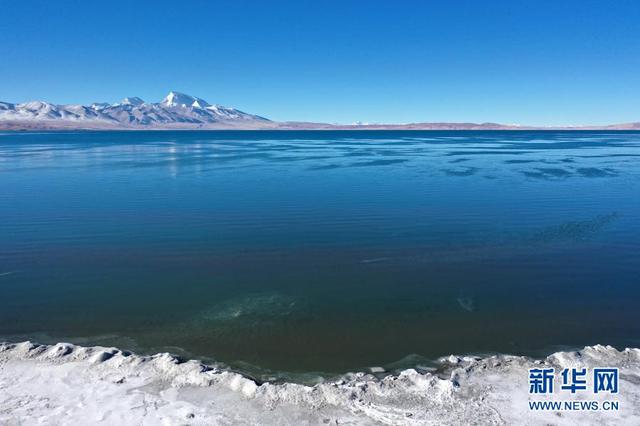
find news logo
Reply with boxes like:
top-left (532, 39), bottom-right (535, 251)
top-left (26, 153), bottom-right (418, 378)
top-left (528, 367), bottom-right (619, 412)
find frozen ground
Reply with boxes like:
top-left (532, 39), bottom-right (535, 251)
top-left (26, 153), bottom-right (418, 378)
top-left (1, 341), bottom-right (639, 425)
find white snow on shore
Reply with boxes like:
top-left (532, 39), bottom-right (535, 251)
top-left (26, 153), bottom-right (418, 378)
top-left (1, 341), bottom-right (639, 425)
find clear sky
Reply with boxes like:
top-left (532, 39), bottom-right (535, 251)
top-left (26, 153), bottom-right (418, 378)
top-left (1, 0), bottom-right (639, 125)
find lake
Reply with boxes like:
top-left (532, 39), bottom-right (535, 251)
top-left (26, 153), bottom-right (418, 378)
top-left (1, 130), bottom-right (639, 380)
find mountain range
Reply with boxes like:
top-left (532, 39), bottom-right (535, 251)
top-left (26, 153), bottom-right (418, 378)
top-left (1, 91), bottom-right (638, 130)
top-left (0, 92), bottom-right (271, 130)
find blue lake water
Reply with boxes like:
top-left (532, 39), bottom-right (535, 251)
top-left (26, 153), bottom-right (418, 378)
top-left (1, 130), bottom-right (639, 379)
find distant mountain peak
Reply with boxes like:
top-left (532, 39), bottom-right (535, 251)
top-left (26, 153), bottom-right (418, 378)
top-left (90, 102), bottom-right (110, 110)
top-left (120, 97), bottom-right (144, 106)
top-left (161, 91), bottom-right (210, 109)
top-left (18, 100), bottom-right (55, 109)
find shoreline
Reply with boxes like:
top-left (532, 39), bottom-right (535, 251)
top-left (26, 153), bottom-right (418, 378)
top-left (2, 126), bottom-right (640, 132)
top-left (2, 341), bottom-right (639, 425)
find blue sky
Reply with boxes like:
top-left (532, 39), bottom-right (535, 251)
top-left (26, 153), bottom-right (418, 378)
top-left (1, 0), bottom-right (639, 125)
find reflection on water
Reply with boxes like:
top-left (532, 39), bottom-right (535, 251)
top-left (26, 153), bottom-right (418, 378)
top-left (0, 130), bottom-right (639, 376)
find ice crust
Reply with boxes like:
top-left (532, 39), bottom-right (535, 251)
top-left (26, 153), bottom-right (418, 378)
top-left (1, 341), bottom-right (639, 425)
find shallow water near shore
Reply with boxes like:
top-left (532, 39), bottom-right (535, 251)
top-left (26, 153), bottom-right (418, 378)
top-left (1, 130), bottom-right (639, 379)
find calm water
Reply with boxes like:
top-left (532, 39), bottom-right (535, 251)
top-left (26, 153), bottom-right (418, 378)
top-left (1, 131), bottom-right (639, 378)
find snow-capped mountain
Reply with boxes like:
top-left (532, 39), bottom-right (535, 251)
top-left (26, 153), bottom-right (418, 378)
top-left (161, 92), bottom-right (208, 108)
top-left (0, 91), bottom-right (271, 129)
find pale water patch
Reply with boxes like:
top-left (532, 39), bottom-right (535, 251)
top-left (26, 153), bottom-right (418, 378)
top-left (199, 293), bottom-right (301, 322)
top-left (456, 296), bottom-right (475, 312)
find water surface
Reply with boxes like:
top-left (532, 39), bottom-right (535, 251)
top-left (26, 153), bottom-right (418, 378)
top-left (1, 130), bottom-right (639, 379)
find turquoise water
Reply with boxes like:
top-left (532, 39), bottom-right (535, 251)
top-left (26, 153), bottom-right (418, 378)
top-left (1, 131), bottom-right (639, 378)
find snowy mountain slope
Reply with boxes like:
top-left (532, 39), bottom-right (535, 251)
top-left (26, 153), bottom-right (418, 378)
top-left (0, 91), bottom-right (272, 129)
top-left (119, 97), bottom-right (145, 106)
